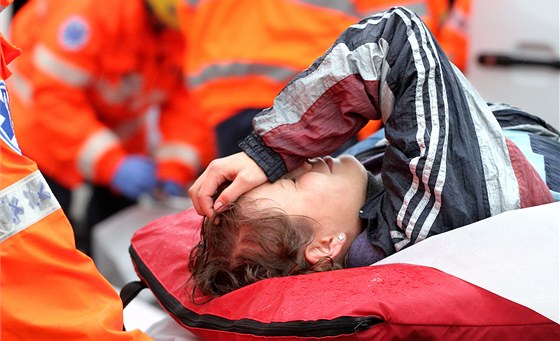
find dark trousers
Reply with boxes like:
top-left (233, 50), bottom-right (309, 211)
top-left (215, 108), bottom-right (262, 157)
top-left (45, 175), bottom-right (135, 255)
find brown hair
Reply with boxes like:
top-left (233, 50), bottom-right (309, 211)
top-left (187, 198), bottom-right (342, 301)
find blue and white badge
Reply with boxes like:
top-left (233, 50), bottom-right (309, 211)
top-left (58, 16), bottom-right (90, 51)
top-left (0, 81), bottom-right (21, 154)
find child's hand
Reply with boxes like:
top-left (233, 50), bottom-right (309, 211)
top-left (188, 152), bottom-right (268, 217)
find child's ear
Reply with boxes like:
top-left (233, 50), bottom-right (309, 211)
top-left (304, 233), bottom-right (346, 264)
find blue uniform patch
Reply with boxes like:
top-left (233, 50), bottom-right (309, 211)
top-left (59, 16), bottom-right (90, 51)
top-left (0, 81), bottom-right (21, 154)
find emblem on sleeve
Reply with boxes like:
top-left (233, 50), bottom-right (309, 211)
top-left (0, 81), bottom-right (21, 154)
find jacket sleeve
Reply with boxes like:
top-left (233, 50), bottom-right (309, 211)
top-left (31, 73), bottom-right (127, 186)
top-left (156, 85), bottom-right (216, 186)
top-left (241, 6), bottom-right (484, 180)
top-left (240, 7), bottom-right (405, 180)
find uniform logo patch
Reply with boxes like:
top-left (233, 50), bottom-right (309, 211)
top-left (0, 81), bottom-right (21, 154)
top-left (58, 16), bottom-right (90, 51)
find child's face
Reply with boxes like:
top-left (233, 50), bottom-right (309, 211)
top-left (245, 155), bottom-right (368, 242)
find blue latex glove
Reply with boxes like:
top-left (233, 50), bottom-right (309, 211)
top-left (111, 156), bottom-right (157, 200)
top-left (159, 180), bottom-right (185, 197)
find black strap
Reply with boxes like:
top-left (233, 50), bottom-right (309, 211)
top-left (120, 280), bottom-right (148, 309)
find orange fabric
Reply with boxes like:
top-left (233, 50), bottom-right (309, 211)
top-left (1, 40), bottom-right (150, 339)
top-left (156, 88), bottom-right (216, 184)
top-left (355, 0), bottom-right (449, 36)
top-left (0, 33), bottom-right (20, 79)
top-left (0, 210), bottom-right (152, 340)
top-left (181, 0), bottom-right (448, 133)
top-left (439, 0), bottom-right (470, 71)
top-left (0, 0), bottom-right (12, 9)
top-left (8, 0), bottom-right (212, 189)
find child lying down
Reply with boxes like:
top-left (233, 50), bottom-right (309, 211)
top-left (187, 7), bottom-right (555, 299)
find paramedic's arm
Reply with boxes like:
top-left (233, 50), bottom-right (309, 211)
top-left (157, 86), bottom-right (216, 196)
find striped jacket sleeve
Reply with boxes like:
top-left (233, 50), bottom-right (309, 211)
top-left (239, 7), bottom-right (553, 253)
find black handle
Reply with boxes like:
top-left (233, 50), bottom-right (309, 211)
top-left (478, 54), bottom-right (560, 69)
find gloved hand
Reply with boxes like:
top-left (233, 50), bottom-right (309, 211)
top-left (111, 155), bottom-right (157, 200)
top-left (159, 180), bottom-right (185, 197)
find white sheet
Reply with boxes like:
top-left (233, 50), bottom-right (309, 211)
top-left (377, 202), bottom-right (560, 323)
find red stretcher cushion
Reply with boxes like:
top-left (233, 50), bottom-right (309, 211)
top-left (129, 207), bottom-right (560, 340)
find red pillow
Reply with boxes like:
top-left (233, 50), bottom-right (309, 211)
top-left (129, 208), bottom-right (559, 340)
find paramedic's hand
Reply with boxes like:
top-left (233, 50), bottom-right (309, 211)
top-left (111, 155), bottom-right (157, 200)
top-left (189, 152), bottom-right (267, 217)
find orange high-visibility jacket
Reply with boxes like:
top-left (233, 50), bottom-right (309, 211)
top-left (180, 0), bottom-right (449, 128)
top-left (0, 26), bottom-right (151, 340)
top-left (438, 0), bottom-right (470, 72)
top-left (8, 0), bottom-right (213, 190)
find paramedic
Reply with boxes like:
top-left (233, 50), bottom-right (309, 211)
top-left (179, 0), bottom-right (449, 157)
top-left (0, 0), bottom-right (150, 338)
top-left (8, 0), bottom-right (213, 254)
top-left (187, 7), bottom-right (554, 297)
